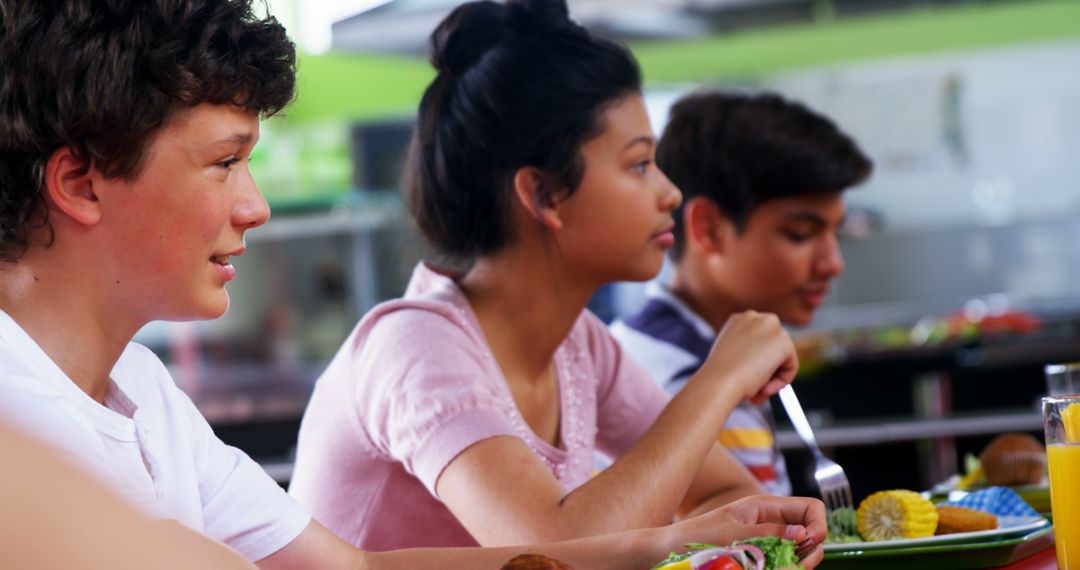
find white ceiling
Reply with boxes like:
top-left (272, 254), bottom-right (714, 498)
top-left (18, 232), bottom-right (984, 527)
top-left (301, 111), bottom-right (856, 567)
top-left (328, 0), bottom-right (804, 55)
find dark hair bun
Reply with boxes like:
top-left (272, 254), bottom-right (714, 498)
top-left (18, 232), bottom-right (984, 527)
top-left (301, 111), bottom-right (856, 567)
top-left (512, 0), bottom-right (571, 35)
top-left (408, 0), bottom-right (640, 260)
top-left (429, 0), bottom-right (572, 75)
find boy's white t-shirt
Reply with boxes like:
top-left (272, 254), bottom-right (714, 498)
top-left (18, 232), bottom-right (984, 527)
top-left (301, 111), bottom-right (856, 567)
top-left (0, 310), bottom-right (310, 561)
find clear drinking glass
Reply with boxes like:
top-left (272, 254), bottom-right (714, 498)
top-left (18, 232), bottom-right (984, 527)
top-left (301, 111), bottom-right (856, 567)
top-left (1045, 362), bottom-right (1080, 396)
top-left (1043, 393), bottom-right (1080, 569)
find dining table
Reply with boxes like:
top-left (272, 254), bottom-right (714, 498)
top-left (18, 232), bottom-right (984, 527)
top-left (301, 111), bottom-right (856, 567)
top-left (990, 546), bottom-right (1056, 569)
top-left (818, 527), bottom-right (1056, 569)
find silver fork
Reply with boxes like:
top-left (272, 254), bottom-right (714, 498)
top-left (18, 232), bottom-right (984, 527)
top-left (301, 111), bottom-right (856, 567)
top-left (778, 385), bottom-right (857, 538)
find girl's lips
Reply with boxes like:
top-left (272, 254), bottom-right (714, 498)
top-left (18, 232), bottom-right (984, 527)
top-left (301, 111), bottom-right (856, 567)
top-left (652, 231), bottom-right (675, 248)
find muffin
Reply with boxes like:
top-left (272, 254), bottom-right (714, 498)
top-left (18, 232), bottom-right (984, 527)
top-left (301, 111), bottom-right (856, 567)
top-left (979, 433), bottom-right (1046, 486)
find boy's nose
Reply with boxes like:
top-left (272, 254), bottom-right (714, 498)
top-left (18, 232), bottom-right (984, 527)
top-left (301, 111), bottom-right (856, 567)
top-left (816, 235), bottom-right (845, 277)
top-left (234, 174), bottom-right (270, 229)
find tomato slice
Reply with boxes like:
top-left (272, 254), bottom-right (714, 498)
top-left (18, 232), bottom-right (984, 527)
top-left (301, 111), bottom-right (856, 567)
top-left (698, 556), bottom-right (742, 570)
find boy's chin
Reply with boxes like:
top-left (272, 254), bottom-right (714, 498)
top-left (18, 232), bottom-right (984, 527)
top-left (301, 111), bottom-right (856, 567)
top-left (190, 295), bottom-right (230, 321)
top-left (782, 310), bottom-right (815, 328)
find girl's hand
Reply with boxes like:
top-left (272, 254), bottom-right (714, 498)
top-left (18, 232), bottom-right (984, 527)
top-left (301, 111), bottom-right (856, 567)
top-left (719, 495), bottom-right (828, 556)
top-left (660, 495), bottom-right (827, 569)
top-left (696, 311), bottom-right (798, 404)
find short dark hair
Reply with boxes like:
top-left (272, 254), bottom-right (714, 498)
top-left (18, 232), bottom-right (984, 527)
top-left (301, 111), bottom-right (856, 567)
top-left (0, 0), bottom-right (296, 261)
top-left (657, 91), bottom-right (872, 260)
top-left (406, 0), bottom-right (641, 261)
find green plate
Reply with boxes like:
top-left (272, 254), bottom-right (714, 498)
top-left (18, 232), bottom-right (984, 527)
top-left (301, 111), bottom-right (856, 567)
top-left (821, 526), bottom-right (1055, 569)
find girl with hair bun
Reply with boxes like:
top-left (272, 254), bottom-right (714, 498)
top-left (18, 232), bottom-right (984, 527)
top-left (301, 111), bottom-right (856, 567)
top-left (291, 0), bottom-right (822, 561)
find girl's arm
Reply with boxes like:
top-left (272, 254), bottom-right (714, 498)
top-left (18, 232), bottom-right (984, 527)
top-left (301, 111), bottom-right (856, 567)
top-left (675, 443), bottom-right (766, 520)
top-left (3, 421), bottom-right (824, 570)
top-left (258, 496), bottom-right (826, 570)
top-left (436, 311), bottom-right (797, 544)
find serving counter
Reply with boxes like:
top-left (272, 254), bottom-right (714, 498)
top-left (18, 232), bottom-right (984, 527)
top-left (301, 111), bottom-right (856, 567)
top-left (780, 314), bottom-right (1080, 500)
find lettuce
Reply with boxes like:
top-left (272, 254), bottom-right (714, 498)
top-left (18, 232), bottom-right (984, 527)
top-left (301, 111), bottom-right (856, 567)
top-left (654, 538), bottom-right (802, 570)
top-left (825, 508), bottom-right (862, 543)
top-left (732, 537), bottom-right (800, 570)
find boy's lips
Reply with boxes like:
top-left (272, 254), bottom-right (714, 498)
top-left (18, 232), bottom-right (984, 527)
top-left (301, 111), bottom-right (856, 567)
top-left (798, 286), bottom-right (830, 306)
top-left (210, 246), bottom-right (245, 264)
top-left (210, 247), bottom-right (245, 281)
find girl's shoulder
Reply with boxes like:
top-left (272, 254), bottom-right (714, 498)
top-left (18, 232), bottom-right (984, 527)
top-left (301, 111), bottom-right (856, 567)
top-left (358, 295), bottom-right (482, 351)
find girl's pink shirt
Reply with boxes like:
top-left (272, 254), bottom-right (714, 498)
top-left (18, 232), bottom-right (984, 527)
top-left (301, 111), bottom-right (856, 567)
top-left (288, 262), bottom-right (670, 550)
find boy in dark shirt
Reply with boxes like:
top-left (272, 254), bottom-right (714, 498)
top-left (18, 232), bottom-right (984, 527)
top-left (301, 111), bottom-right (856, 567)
top-left (612, 90), bottom-right (872, 495)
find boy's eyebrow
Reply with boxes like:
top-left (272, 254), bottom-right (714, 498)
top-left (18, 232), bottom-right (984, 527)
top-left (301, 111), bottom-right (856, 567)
top-left (211, 132), bottom-right (255, 147)
top-left (784, 210), bottom-right (849, 230)
top-left (784, 211), bottom-right (829, 226)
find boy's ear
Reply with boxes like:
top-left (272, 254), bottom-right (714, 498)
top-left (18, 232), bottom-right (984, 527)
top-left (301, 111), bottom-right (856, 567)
top-left (43, 146), bottom-right (103, 226)
top-left (511, 166), bottom-right (563, 231)
top-left (684, 196), bottom-right (730, 255)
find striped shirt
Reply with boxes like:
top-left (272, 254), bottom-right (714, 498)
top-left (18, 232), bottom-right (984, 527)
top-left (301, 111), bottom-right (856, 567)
top-left (610, 284), bottom-right (792, 495)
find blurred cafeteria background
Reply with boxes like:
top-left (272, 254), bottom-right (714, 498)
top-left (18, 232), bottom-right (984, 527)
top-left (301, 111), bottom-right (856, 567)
top-left (133, 0), bottom-right (1080, 500)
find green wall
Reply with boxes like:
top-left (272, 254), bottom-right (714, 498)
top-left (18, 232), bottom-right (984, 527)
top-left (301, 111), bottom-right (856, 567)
top-left (284, 0), bottom-right (1080, 124)
top-left (633, 0), bottom-right (1080, 83)
top-left (288, 52), bottom-right (434, 124)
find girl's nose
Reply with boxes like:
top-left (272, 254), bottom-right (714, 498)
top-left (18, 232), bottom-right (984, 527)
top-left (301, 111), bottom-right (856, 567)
top-left (658, 171), bottom-right (682, 212)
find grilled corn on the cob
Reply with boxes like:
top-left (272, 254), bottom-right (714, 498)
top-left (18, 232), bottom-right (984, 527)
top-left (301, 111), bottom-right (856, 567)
top-left (857, 490), bottom-right (939, 541)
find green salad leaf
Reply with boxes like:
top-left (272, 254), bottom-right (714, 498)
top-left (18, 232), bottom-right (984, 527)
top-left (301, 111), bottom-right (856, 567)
top-left (824, 507), bottom-right (862, 544)
top-left (652, 538), bottom-right (805, 570)
top-left (651, 550), bottom-right (692, 569)
top-left (732, 537), bottom-right (800, 570)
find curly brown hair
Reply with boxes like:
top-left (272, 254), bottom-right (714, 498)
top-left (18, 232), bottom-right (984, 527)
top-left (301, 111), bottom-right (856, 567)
top-left (0, 0), bottom-right (296, 261)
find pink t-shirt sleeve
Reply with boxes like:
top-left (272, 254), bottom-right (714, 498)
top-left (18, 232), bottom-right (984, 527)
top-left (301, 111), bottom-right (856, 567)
top-left (352, 307), bottom-right (519, 497)
top-left (580, 312), bottom-right (671, 459)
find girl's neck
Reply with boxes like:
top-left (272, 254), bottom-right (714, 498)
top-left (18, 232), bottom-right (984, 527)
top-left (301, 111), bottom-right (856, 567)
top-left (0, 254), bottom-right (136, 404)
top-left (459, 248), bottom-right (594, 384)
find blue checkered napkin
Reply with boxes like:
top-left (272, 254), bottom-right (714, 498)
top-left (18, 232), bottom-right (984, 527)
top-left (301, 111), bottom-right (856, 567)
top-left (940, 486), bottom-right (1041, 518)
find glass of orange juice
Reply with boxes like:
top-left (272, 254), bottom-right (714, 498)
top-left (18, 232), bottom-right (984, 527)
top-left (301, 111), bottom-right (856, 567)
top-left (1046, 363), bottom-right (1080, 396)
top-left (1044, 393), bottom-right (1080, 569)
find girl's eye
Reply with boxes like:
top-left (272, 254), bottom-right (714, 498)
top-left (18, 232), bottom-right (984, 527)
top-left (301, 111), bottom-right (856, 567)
top-left (632, 160), bottom-right (651, 174)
